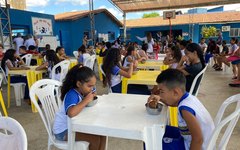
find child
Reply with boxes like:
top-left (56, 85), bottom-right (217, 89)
top-left (163, 45), bottom-right (182, 69)
top-left (138, 43), bottom-right (148, 60)
top-left (214, 40), bottom-right (229, 71)
top-left (53, 65), bottom-right (106, 150)
top-left (102, 48), bottom-right (150, 95)
top-left (177, 43), bottom-right (205, 93)
top-left (56, 46), bottom-right (69, 61)
top-left (36, 50), bottom-right (60, 80)
top-left (122, 45), bottom-right (138, 67)
top-left (77, 45), bottom-right (90, 65)
top-left (148, 69), bottom-right (214, 150)
top-left (1, 49), bottom-right (30, 100)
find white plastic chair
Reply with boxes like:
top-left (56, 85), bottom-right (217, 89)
top-left (29, 79), bottom-right (89, 150)
top-left (51, 60), bottom-right (70, 82)
top-left (0, 66), bottom-right (25, 107)
top-left (206, 94), bottom-right (240, 150)
top-left (189, 64), bottom-right (208, 96)
top-left (21, 54), bottom-right (32, 66)
top-left (0, 117), bottom-right (27, 150)
top-left (73, 51), bottom-right (79, 59)
top-left (88, 55), bottom-right (96, 70)
top-left (99, 64), bottom-right (112, 93)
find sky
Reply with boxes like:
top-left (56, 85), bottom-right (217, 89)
top-left (26, 0), bottom-right (240, 20)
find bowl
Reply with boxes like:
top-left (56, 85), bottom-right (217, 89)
top-left (145, 102), bottom-right (163, 115)
top-left (141, 59), bottom-right (146, 64)
top-left (86, 96), bottom-right (98, 107)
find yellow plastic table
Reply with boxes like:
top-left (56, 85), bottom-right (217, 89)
top-left (32, 55), bottom-right (43, 65)
top-left (122, 70), bottom-right (177, 127)
top-left (97, 56), bottom-right (103, 81)
top-left (138, 61), bottom-right (163, 70)
top-left (7, 66), bottom-right (46, 112)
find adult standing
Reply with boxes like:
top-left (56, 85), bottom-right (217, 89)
top-left (82, 35), bottom-right (91, 47)
top-left (136, 32), bottom-right (154, 53)
top-left (13, 33), bottom-right (24, 54)
top-left (24, 34), bottom-right (36, 50)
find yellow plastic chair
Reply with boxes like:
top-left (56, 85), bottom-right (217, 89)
top-left (0, 74), bottom-right (7, 116)
top-left (97, 56), bottom-right (103, 81)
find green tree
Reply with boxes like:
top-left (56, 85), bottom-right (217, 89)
top-left (201, 26), bottom-right (217, 38)
top-left (142, 12), bottom-right (160, 18)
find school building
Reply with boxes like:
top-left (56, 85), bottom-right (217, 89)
top-left (124, 8), bottom-right (240, 44)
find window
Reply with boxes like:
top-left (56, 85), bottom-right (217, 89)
top-left (108, 31), bottom-right (115, 41)
top-left (12, 28), bottom-right (29, 37)
top-left (230, 28), bottom-right (240, 37)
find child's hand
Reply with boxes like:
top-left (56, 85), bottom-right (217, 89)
top-left (21, 66), bottom-right (30, 70)
top-left (181, 55), bottom-right (188, 62)
top-left (147, 94), bottom-right (161, 103)
top-left (84, 91), bottom-right (96, 103)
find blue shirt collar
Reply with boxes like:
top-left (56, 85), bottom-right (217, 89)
top-left (73, 89), bottom-right (84, 99)
top-left (178, 92), bottom-right (189, 106)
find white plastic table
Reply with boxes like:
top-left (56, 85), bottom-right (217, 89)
top-left (68, 93), bottom-right (168, 150)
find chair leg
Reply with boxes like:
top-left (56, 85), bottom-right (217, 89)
top-left (48, 138), bottom-right (52, 150)
top-left (0, 91), bottom-right (8, 116)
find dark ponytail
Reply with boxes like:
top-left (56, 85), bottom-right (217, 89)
top-left (186, 43), bottom-right (205, 69)
top-left (61, 64), bottom-right (96, 101)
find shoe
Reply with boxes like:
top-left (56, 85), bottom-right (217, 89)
top-left (212, 64), bottom-right (218, 68)
top-left (229, 83), bottom-right (240, 87)
top-left (232, 76), bottom-right (237, 79)
top-left (24, 99), bottom-right (31, 105)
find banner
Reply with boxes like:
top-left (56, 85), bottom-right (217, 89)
top-left (32, 17), bottom-right (53, 35)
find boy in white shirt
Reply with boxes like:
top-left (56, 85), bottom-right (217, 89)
top-left (148, 69), bottom-right (214, 150)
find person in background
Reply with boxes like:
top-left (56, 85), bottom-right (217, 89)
top-left (41, 44), bottom-right (51, 57)
top-left (122, 45), bottom-right (138, 67)
top-left (99, 42), bottom-right (111, 57)
top-left (13, 33), bottom-right (24, 54)
top-left (136, 32), bottom-right (154, 54)
top-left (19, 46), bottom-right (28, 58)
top-left (179, 40), bottom-right (188, 56)
top-left (138, 43), bottom-right (148, 60)
top-left (148, 69), bottom-right (214, 150)
top-left (199, 38), bottom-right (207, 53)
top-left (77, 45), bottom-right (90, 65)
top-left (163, 45), bottom-right (182, 69)
top-left (82, 35), bottom-right (91, 47)
top-left (177, 43), bottom-right (205, 94)
top-left (24, 34), bottom-right (36, 50)
top-left (205, 39), bottom-right (218, 64)
top-left (0, 44), bottom-right (4, 61)
top-left (214, 40), bottom-right (229, 71)
top-left (53, 65), bottom-right (106, 150)
top-left (56, 46), bottom-right (69, 61)
top-left (153, 40), bottom-right (160, 60)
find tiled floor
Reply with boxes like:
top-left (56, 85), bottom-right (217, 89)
top-left (2, 66), bottom-right (240, 150)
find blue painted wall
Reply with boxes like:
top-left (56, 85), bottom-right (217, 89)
top-left (125, 24), bottom-right (200, 44)
top-left (55, 12), bottom-right (121, 55)
top-left (9, 8), bottom-right (56, 35)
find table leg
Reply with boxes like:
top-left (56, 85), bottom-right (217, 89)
top-left (27, 71), bottom-right (38, 113)
top-left (68, 117), bottom-right (76, 150)
top-left (169, 107), bottom-right (178, 127)
top-left (0, 91), bottom-right (8, 116)
top-left (121, 79), bottom-right (128, 94)
top-left (7, 74), bottom-right (10, 108)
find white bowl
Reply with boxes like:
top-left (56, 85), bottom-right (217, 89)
top-left (145, 103), bottom-right (163, 115)
top-left (86, 97), bottom-right (98, 107)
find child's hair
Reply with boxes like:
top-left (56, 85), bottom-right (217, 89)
top-left (156, 69), bottom-right (186, 91)
top-left (61, 65), bottom-right (96, 100)
top-left (0, 44), bottom-right (4, 49)
top-left (28, 45), bottom-right (36, 51)
top-left (231, 37), bottom-right (238, 44)
top-left (222, 40), bottom-right (226, 45)
top-left (142, 43), bottom-right (148, 52)
top-left (78, 45), bottom-right (86, 53)
top-left (186, 43), bottom-right (206, 69)
top-left (102, 48), bottom-right (121, 87)
top-left (56, 46), bottom-right (63, 53)
top-left (45, 50), bottom-right (60, 68)
top-left (106, 42), bottom-right (112, 49)
top-left (170, 46), bottom-right (182, 62)
top-left (122, 45), bottom-right (135, 65)
top-left (1, 49), bottom-right (16, 71)
top-left (19, 46), bottom-right (27, 51)
top-left (45, 44), bottom-right (51, 50)
top-left (180, 40), bottom-right (188, 47)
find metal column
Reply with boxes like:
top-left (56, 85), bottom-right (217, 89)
top-left (89, 0), bottom-right (95, 46)
top-left (0, 0), bottom-right (13, 49)
top-left (123, 12), bottom-right (126, 42)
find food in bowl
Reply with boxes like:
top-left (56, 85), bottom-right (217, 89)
top-left (140, 59), bottom-right (146, 64)
top-left (145, 102), bottom-right (163, 115)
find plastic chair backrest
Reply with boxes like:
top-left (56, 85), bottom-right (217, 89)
top-left (21, 54), bottom-right (32, 66)
top-left (73, 51), bottom-right (79, 59)
top-left (206, 94), bottom-right (240, 150)
top-left (189, 64), bottom-right (208, 96)
top-left (88, 55), bottom-right (96, 70)
top-left (83, 56), bottom-right (91, 68)
top-left (0, 117), bottom-right (27, 150)
top-left (206, 108), bottom-right (240, 150)
top-left (51, 60), bottom-right (70, 82)
top-left (30, 79), bottom-right (62, 146)
top-left (0, 66), bottom-right (8, 84)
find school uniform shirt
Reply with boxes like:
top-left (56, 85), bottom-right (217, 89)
top-left (184, 62), bottom-right (202, 92)
top-left (111, 65), bottom-right (121, 87)
top-left (53, 89), bottom-right (83, 134)
top-left (199, 43), bottom-right (207, 52)
top-left (123, 56), bottom-right (135, 67)
top-left (136, 36), bottom-right (154, 53)
top-left (181, 49), bottom-right (185, 56)
top-left (178, 92), bottom-right (215, 150)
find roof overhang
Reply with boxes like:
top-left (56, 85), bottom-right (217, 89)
top-left (109, 0), bottom-right (240, 13)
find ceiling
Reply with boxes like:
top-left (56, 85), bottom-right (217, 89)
top-left (109, 0), bottom-right (240, 12)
